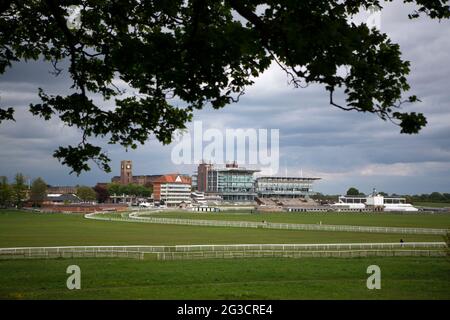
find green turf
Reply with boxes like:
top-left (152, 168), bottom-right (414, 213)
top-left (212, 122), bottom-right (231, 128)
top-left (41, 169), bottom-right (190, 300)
top-left (0, 210), bottom-right (445, 248)
top-left (413, 202), bottom-right (450, 208)
top-left (0, 257), bottom-right (448, 299)
top-left (1, 210), bottom-right (449, 300)
top-left (145, 210), bottom-right (450, 229)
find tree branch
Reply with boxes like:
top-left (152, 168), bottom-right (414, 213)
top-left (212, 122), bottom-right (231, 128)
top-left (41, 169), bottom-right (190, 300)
top-left (329, 88), bottom-right (357, 111)
top-left (228, 0), bottom-right (269, 35)
top-left (0, 0), bottom-right (13, 15)
top-left (44, 0), bottom-right (86, 96)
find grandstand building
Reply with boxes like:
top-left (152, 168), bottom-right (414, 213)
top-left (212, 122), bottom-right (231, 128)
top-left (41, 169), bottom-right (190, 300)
top-left (195, 162), bottom-right (259, 202)
top-left (255, 176), bottom-right (320, 199)
top-left (152, 174), bottom-right (192, 207)
top-left (254, 176), bottom-right (321, 210)
top-left (332, 190), bottom-right (418, 212)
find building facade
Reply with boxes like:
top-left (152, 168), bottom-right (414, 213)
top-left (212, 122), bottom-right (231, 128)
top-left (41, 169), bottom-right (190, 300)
top-left (333, 191), bottom-right (418, 212)
top-left (120, 160), bottom-right (133, 185)
top-left (153, 174), bottom-right (192, 206)
top-left (195, 162), bottom-right (259, 202)
top-left (112, 160), bottom-right (162, 187)
top-left (255, 176), bottom-right (320, 199)
top-left (191, 174), bottom-right (198, 190)
top-left (196, 162), bottom-right (213, 192)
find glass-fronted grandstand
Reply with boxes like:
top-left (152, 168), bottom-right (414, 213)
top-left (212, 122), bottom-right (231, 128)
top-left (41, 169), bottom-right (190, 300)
top-left (196, 162), bottom-right (259, 202)
top-left (255, 176), bottom-right (321, 199)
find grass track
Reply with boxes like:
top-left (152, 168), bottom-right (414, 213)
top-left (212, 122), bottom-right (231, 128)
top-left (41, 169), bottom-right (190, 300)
top-left (0, 211), bottom-right (445, 247)
top-left (146, 211), bottom-right (450, 229)
top-left (0, 257), bottom-right (449, 299)
top-left (412, 202), bottom-right (450, 208)
top-left (1, 210), bottom-right (449, 300)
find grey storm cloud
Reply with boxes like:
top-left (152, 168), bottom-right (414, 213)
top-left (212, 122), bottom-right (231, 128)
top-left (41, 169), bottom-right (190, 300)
top-left (0, 2), bottom-right (449, 194)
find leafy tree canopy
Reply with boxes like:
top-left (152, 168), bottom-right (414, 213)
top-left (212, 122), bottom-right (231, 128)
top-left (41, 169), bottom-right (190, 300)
top-left (346, 187), bottom-right (360, 196)
top-left (1, 1), bottom-right (449, 174)
top-left (0, 176), bottom-right (12, 207)
top-left (107, 183), bottom-right (151, 197)
top-left (76, 185), bottom-right (97, 201)
top-left (12, 173), bottom-right (27, 207)
top-left (29, 177), bottom-right (48, 205)
top-left (93, 183), bottom-right (109, 202)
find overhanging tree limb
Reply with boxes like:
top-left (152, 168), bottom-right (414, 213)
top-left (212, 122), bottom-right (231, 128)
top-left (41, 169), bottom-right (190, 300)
top-left (0, 0), bottom-right (448, 173)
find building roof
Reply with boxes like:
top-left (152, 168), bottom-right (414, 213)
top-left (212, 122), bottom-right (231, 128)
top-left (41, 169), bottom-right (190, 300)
top-left (112, 174), bottom-right (163, 180)
top-left (256, 176), bottom-right (321, 181)
top-left (46, 185), bottom-right (78, 193)
top-left (197, 162), bottom-right (260, 174)
top-left (216, 167), bottom-right (260, 173)
top-left (340, 194), bottom-right (406, 200)
top-left (154, 174), bottom-right (192, 184)
top-left (46, 193), bottom-right (82, 203)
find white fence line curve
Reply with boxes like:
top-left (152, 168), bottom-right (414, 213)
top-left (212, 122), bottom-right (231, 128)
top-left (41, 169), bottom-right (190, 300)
top-left (85, 212), bottom-right (450, 235)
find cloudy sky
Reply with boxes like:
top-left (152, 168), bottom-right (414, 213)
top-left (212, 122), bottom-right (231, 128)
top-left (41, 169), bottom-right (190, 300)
top-left (0, 2), bottom-right (449, 195)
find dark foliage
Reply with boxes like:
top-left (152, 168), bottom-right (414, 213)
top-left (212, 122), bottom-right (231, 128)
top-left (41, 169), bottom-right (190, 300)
top-left (1, 1), bottom-right (449, 173)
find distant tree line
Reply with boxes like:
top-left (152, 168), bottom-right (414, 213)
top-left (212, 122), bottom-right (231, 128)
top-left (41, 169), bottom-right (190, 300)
top-left (107, 183), bottom-right (152, 198)
top-left (406, 193), bottom-right (450, 204)
top-left (92, 183), bottom-right (153, 203)
top-left (29, 177), bottom-right (47, 207)
top-left (0, 174), bottom-right (103, 207)
top-left (0, 173), bottom-right (46, 208)
top-left (0, 176), bottom-right (154, 207)
top-left (76, 186), bottom-right (97, 203)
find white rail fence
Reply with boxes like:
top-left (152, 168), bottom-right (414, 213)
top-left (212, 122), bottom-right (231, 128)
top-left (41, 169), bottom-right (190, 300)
top-left (85, 212), bottom-right (450, 235)
top-left (0, 242), bottom-right (447, 261)
top-left (157, 249), bottom-right (447, 261)
top-left (172, 242), bottom-right (447, 252)
top-left (0, 248), bottom-right (144, 260)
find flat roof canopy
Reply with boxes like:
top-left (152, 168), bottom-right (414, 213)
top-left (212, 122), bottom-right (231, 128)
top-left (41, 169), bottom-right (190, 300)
top-left (256, 177), bottom-right (321, 181)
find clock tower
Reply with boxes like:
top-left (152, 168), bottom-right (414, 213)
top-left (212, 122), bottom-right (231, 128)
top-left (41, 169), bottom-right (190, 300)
top-left (120, 160), bottom-right (133, 185)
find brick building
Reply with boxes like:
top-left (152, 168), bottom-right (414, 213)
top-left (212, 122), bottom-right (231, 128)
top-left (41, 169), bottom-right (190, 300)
top-left (111, 160), bottom-right (162, 187)
top-left (152, 174), bottom-right (192, 207)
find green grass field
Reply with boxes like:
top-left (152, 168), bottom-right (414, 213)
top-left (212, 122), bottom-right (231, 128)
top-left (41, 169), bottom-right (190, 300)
top-left (412, 202), bottom-right (450, 208)
top-left (0, 209), bottom-right (449, 300)
top-left (1, 257), bottom-right (449, 299)
top-left (0, 211), bottom-right (446, 247)
top-left (146, 211), bottom-right (450, 229)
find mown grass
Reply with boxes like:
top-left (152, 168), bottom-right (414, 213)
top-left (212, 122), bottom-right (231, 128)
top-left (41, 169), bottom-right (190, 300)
top-left (1, 209), bottom-right (449, 300)
top-left (0, 257), bottom-right (448, 300)
top-left (146, 210), bottom-right (450, 229)
top-left (0, 210), bottom-right (445, 248)
top-left (412, 202), bottom-right (450, 208)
